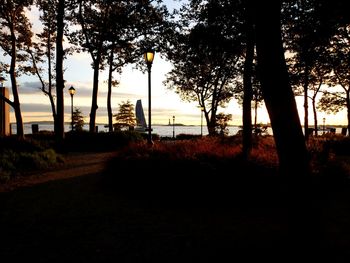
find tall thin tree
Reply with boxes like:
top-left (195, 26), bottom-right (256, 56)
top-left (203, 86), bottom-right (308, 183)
top-left (55, 0), bottom-right (65, 140)
top-left (0, 0), bottom-right (34, 138)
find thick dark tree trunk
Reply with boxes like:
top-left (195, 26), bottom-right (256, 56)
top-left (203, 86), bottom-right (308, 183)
top-left (304, 64), bottom-right (309, 140)
top-left (10, 61), bottom-right (24, 139)
top-left (312, 98), bottom-right (318, 136)
top-left (9, 24), bottom-right (24, 138)
top-left (242, 3), bottom-right (254, 159)
top-left (254, 99), bottom-right (258, 129)
top-left (347, 90), bottom-right (350, 136)
top-left (252, 0), bottom-right (314, 255)
top-left (55, 0), bottom-right (65, 140)
top-left (253, 1), bottom-right (309, 178)
top-left (107, 49), bottom-right (114, 132)
top-left (47, 30), bottom-right (57, 123)
top-left (89, 58), bottom-right (100, 133)
top-left (9, 76), bottom-right (24, 139)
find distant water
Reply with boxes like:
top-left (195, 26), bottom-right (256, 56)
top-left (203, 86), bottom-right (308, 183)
top-left (12, 123), bottom-right (245, 137)
top-left (11, 123), bottom-right (344, 137)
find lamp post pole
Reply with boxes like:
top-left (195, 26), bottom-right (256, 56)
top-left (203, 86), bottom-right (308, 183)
top-left (172, 115), bottom-right (175, 139)
top-left (323, 117), bottom-right (326, 135)
top-left (68, 86), bottom-right (76, 132)
top-left (201, 107), bottom-right (204, 137)
top-left (144, 49), bottom-right (155, 145)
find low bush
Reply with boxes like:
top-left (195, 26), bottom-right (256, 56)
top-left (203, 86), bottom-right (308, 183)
top-left (61, 130), bottom-right (145, 152)
top-left (0, 136), bottom-right (44, 152)
top-left (103, 137), bottom-right (280, 201)
top-left (0, 136), bottom-right (64, 180)
top-left (175, 133), bottom-right (202, 140)
top-left (0, 149), bottom-right (64, 179)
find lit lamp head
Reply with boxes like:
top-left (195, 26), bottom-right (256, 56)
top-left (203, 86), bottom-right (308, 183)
top-left (144, 48), bottom-right (155, 69)
top-left (0, 76), bottom-right (6, 88)
top-left (68, 86), bottom-right (76, 97)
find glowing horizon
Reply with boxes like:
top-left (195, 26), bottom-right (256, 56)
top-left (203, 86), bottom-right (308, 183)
top-left (2, 0), bottom-right (349, 128)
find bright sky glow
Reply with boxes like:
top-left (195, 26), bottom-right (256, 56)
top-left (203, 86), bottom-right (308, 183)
top-left (2, 0), bottom-right (348, 126)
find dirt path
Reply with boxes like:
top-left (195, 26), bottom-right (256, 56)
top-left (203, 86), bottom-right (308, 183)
top-left (0, 151), bottom-right (116, 193)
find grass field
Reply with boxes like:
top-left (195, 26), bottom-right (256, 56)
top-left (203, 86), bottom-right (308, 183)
top-left (1, 136), bottom-right (350, 261)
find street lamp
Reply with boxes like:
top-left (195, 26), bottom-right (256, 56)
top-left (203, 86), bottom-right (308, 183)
top-left (144, 48), bottom-right (155, 145)
top-left (172, 115), bottom-right (175, 139)
top-left (323, 117), bottom-right (326, 135)
top-left (68, 86), bottom-right (76, 132)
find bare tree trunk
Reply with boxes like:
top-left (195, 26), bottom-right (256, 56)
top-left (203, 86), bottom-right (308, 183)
top-left (254, 99), bottom-right (258, 129)
top-left (89, 58), bottom-right (100, 132)
top-left (9, 23), bottom-right (24, 138)
top-left (242, 2), bottom-right (254, 158)
top-left (312, 98), bottom-right (318, 136)
top-left (9, 68), bottom-right (24, 139)
top-left (55, 0), bottom-right (65, 140)
top-left (347, 90), bottom-right (350, 136)
top-left (253, 1), bottom-right (314, 254)
top-left (107, 49), bottom-right (114, 132)
top-left (304, 64), bottom-right (309, 140)
top-left (253, 0), bottom-right (309, 178)
top-left (47, 26), bottom-right (57, 122)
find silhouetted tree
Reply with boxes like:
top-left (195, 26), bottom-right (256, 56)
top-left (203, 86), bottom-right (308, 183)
top-left (72, 0), bottom-right (167, 133)
top-left (30, 0), bottom-right (76, 141)
top-left (318, 25), bottom-right (350, 136)
top-left (113, 100), bottom-right (136, 131)
top-left (55, 0), bottom-right (66, 140)
top-left (73, 0), bottom-right (109, 133)
top-left (164, 0), bottom-right (244, 135)
top-left (29, 0), bottom-right (58, 126)
top-left (0, 0), bottom-right (34, 138)
top-left (72, 107), bottom-right (85, 131)
top-left (288, 46), bottom-right (331, 136)
top-left (234, 60), bottom-right (264, 134)
top-left (103, 0), bottom-right (167, 132)
top-left (282, 0), bottom-right (326, 140)
top-left (251, 0), bottom-right (309, 177)
top-left (242, 0), bottom-right (254, 158)
top-left (283, 0), bottom-right (350, 140)
top-left (215, 113), bottom-right (232, 136)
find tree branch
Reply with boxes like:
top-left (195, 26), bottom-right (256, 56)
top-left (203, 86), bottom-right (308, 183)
top-left (0, 93), bottom-right (14, 108)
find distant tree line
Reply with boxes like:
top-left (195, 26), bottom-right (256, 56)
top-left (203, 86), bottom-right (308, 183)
top-left (1, 0), bottom-right (350, 177)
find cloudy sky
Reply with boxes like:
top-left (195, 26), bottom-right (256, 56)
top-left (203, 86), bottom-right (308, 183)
top-left (1, 0), bottom-right (347, 126)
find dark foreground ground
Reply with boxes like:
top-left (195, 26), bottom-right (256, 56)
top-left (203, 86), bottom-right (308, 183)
top-left (1, 151), bottom-right (350, 262)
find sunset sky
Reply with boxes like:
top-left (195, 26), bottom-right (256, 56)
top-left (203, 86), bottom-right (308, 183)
top-left (1, 0), bottom-right (348, 126)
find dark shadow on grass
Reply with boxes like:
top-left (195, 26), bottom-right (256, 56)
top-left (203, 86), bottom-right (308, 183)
top-left (101, 150), bottom-right (350, 261)
top-left (0, 149), bottom-right (350, 262)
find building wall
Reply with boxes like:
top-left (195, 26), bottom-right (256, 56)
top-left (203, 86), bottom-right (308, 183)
top-left (0, 87), bottom-right (10, 136)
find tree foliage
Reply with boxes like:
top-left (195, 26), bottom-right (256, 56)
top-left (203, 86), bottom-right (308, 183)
top-left (0, 0), bottom-right (34, 138)
top-left (164, 0), bottom-right (245, 135)
top-left (71, 0), bottom-right (167, 133)
top-left (215, 113), bottom-right (232, 136)
top-left (72, 107), bottom-right (85, 131)
top-left (29, 0), bottom-right (59, 124)
top-left (317, 25), bottom-right (350, 135)
top-left (113, 100), bottom-right (136, 130)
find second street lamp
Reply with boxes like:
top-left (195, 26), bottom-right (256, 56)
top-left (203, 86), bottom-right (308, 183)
top-left (172, 115), bottom-right (175, 139)
top-left (144, 48), bottom-right (155, 145)
top-left (68, 86), bottom-right (76, 132)
top-left (323, 117), bottom-right (326, 135)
